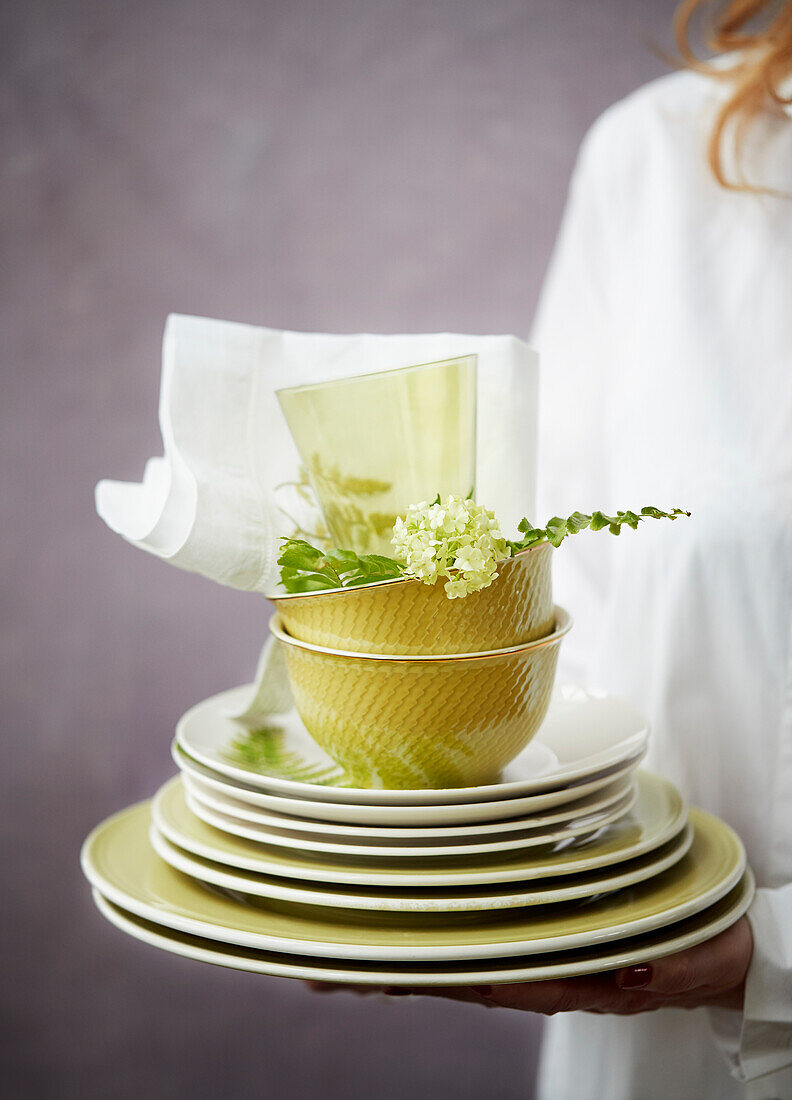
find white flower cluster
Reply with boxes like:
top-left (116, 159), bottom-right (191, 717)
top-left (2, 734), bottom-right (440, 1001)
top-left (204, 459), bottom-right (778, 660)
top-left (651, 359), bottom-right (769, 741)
top-left (391, 495), bottom-right (510, 598)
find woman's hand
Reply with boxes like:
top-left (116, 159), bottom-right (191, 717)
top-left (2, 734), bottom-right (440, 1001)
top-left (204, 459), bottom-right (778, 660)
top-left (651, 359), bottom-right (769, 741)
top-left (380, 918), bottom-right (753, 1014)
top-left (305, 918), bottom-right (753, 1015)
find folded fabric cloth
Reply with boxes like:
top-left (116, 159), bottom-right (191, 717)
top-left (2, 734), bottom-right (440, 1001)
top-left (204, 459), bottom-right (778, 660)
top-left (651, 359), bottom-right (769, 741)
top-left (227, 637), bottom-right (294, 723)
top-left (96, 314), bottom-right (539, 594)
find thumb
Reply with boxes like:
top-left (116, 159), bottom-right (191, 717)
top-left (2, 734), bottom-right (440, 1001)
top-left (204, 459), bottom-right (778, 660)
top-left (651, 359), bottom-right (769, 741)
top-left (614, 919), bottom-right (752, 996)
top-left (615, 953), bottom-right (699, 995)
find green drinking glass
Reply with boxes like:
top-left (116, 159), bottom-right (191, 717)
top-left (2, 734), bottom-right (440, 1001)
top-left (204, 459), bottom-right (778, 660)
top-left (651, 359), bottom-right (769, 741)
top-left (277, 355), bottom-right (477, 555)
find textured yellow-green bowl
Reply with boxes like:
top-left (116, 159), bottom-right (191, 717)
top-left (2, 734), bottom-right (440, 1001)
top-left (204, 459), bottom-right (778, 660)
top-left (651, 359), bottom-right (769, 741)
top-left (269, 607), bottom-right (571, 790)
top-left (269, 543), bottom-right (553, 656)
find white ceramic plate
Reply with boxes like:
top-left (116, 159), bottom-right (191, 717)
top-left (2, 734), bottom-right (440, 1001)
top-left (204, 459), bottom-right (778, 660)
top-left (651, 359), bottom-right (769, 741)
top-left (182, 781), bottom-right (638, 858)
top-left (175, 684), bottom-right (648, 806)
top-left (180, 768), bottom-right (636, 840)
top-left (81, 798), bottom-right (744, 959)
top-left (92, 871), bottom-right (754, 983)
top-left (173, 743), bottom-right (644, 827)
top-left (149, 823), bottom-right (694, 912)
top-left (152, 772), bottom-right (687, 887)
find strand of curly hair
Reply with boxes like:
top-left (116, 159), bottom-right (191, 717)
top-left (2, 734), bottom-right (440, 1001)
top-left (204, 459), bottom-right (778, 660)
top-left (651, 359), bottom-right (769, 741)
top-left (674, 0), bottom-right (792, 191)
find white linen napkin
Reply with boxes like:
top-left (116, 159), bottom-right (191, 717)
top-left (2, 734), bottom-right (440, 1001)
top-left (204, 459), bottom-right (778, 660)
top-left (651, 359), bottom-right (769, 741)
top-left (227, 636), bottom-right (294, 722)
top-left (96, 313), bottom-right (539, 595)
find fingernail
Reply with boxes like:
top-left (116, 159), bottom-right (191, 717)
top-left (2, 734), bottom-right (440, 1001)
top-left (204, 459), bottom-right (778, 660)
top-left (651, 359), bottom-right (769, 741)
top-left (617, 965), bottom-right (653, 989)
top-left (470, 985), bottom-right (493, 997)
top-left (383, 986), bottom-right (411, 996)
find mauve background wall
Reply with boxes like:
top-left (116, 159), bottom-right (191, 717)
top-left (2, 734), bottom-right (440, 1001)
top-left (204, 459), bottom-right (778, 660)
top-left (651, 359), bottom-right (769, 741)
top-left (3, 1), bottom-right (674, 1097)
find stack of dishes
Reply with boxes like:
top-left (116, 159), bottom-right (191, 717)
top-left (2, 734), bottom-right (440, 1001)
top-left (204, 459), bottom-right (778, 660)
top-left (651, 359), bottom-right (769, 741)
top-left (85, 366), bottom-right (750, 983)
top-left (81, 684), bottom-right (753, 986)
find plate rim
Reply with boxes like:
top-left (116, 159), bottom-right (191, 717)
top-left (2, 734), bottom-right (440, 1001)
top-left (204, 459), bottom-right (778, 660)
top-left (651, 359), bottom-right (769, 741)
top-left (180, 766), bottom-right (636, 838)
top-left (148, 821), bottom-right (695, 912)
top-left (182, 779), bottom-right (638, 857)
top-left (270, 605), bottom-right (573, 662)
top-left (151, 771), bottom-right (688, 886)
top-left (172, 742), bottom-right (647, 827)
top-left (80, 792), bottom-right (748, 959)
top-left (91, 868), bottom-right (754, 981)
top-left (175, 683), bottom-right (650, 806)
top-left (152, 774), bottom-right (686, 884)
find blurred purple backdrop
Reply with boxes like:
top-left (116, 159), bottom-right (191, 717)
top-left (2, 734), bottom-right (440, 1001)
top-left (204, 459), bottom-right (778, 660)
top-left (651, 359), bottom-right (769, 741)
top-left (2, 1), bottom-right (674, 1096)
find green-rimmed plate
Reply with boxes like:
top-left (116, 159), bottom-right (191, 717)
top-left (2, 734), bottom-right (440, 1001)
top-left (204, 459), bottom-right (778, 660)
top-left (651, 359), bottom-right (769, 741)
top-left (149, 822), bottom-right (694, 912)
top-left (81, 793), bottom-right (745, 960)
top-left (152, 772), bottom-right (686, 886)
top-left (91, 872), bottom-right (754, 983)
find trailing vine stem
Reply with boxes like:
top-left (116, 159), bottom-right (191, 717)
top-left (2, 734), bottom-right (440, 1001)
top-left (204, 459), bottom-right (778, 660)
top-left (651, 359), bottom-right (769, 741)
top-left (276, 505), bottom-right (691, 595)
top-left (506, 506), bottom-right (691, 553)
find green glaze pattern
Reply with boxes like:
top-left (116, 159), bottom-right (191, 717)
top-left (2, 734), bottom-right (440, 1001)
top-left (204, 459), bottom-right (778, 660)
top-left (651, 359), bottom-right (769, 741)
top-left (270, 608), bottom-right (571, 789)
top-left (223, 723), bottom-right (351, 787)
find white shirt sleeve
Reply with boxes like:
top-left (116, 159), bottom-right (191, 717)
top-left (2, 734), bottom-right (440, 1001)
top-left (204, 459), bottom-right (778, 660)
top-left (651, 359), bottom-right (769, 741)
top-left (709, 884), bottom-right (792, 1083)
top-left (533, 106), bottom-right (792, 1087)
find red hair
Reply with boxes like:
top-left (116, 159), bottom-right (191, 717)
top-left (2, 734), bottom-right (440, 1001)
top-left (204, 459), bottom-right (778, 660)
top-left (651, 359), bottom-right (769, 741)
top-left (674, 0), bottom-right (792, 189)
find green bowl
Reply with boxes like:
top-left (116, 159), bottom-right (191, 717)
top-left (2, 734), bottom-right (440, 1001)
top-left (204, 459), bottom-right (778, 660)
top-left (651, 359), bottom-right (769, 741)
top-left (269, 606), bottom-right (571, 789)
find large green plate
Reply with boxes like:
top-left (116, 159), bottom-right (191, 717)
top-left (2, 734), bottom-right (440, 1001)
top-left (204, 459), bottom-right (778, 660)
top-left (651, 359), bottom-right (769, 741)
top-left (81, 794), bottom-right (745, 961)
top-left (91, 874), bottom-right (755, 984)
top-left (149, 822), bottom-right (694, 912)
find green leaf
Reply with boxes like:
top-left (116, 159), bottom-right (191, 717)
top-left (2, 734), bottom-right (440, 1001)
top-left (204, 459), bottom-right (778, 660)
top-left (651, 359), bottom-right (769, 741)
top-left (361, 553), bottom-right (405, 570)
top-left (277, 538), bottom-right (406, 594)
top-left (566, 511), bottom-right (592, 534)
top-left (619, 510), bottom-right (641, 530)
top-left (520, 527), bottom-right (545, 546)
top-left (589, 511), bottom-right (609, 531)
top-left (279, 567), bottom-right (338, 592)
top-left (324, 547), bottom-right (361, 572)
top-left (354, 554), bottom-right (404, 577)
top-left (277, 539), bottom-right (325, 569)
top-left (545, 517), bottom-right (568, 548)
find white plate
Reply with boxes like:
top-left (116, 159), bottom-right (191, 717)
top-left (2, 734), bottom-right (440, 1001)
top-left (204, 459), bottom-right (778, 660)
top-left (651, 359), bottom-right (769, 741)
top-left (81, 797), bottom-right (744, 959)
top-left (180, 768), bottom-right (636, 840)
top-left (152, 772), bottom-right (688, 887)
top-left (182, 782), bottom-right (638, 858)
top-left (173, 743), bottom-right (644, 827)
top-left (150, 823), bottom-right (694, 912)
top-left (175, 684), bottom-right (648, 805)
top-left (92, 871), bottom-right (753, 983)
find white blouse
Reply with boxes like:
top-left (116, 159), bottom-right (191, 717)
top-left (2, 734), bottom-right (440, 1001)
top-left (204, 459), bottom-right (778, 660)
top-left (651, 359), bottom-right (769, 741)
top-left (532, 68), bottom-right (792, 1099)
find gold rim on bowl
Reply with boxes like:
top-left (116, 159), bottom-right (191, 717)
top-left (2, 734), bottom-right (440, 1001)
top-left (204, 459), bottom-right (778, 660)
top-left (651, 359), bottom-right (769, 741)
top-left (269, 605), bottom-right (572, 663)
